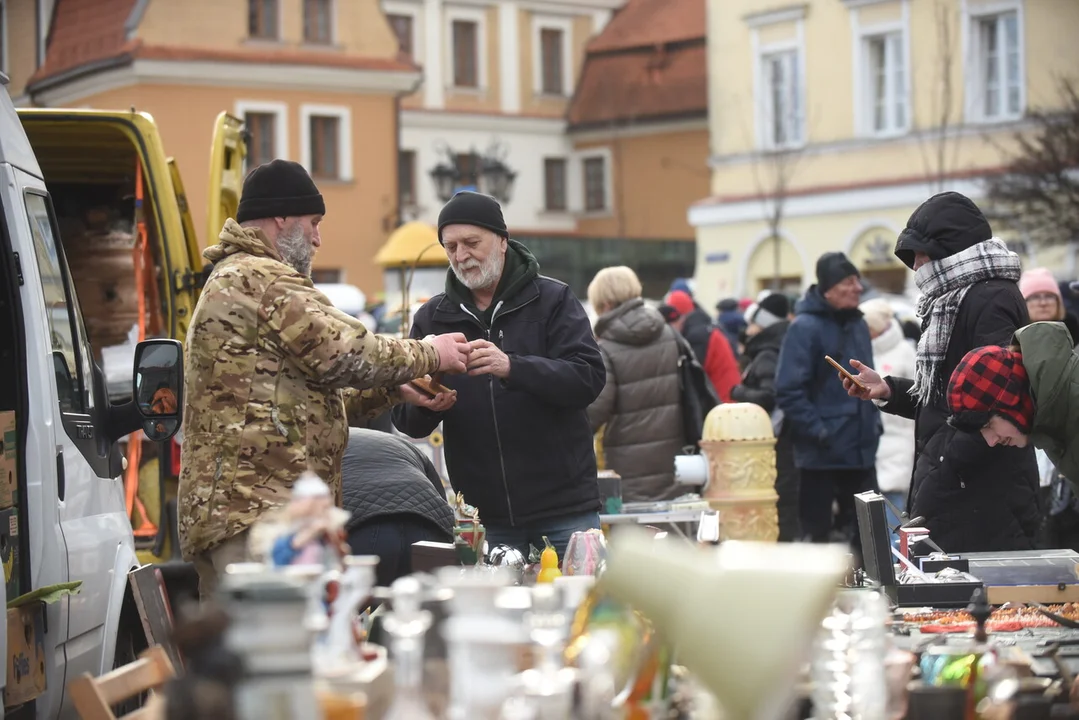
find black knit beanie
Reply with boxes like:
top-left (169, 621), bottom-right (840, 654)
top-left (437, 191), bottom-right (509, 245)
top-left (816, 252), bottom-right (860, 294)
top-left (236, 160), bottom-right (326, 223)
top-left (758, 293), bottom-right (790, 319)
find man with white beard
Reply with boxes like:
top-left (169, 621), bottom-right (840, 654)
top-left (393, 191), bottom-right (606, 559)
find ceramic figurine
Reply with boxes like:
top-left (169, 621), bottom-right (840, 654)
top-left (452, 493), bottom-right (486, 565)
top-left (318, 556), bottom-right (379, 673)
top-left (249, 473), bottom-right (351, 570)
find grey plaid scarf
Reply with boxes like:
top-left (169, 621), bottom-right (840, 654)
top-left (911, 237), bottom-right (1021, 405)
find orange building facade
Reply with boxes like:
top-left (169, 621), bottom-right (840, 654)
top-left (5, 0), bottom-right (417, 294)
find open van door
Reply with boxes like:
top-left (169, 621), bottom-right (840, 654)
top-left (205, 113), bottom-right (246, 247)
top-left (168, 158), bottom-right (205, 310)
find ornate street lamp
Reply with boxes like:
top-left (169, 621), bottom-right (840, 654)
top-left (481, 153), bottom-right (517, 204)
top-left (428, 140), bottom-right (516, 204)
top-left (429, 159), bottom-right (461, 204)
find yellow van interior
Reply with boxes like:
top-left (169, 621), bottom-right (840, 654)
top-left (21, 119), bottom-right (170, 365)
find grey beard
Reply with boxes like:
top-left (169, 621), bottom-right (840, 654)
top-left (276, 225), bottom-right (313, 277)
top-left (453, 252), bottom-right (504, 291)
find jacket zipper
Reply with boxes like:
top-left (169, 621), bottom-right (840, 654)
top-left (460, 301), bottom-right (516, 526)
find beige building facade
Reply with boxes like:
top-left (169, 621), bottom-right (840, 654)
top-left (690, 0), bottom-right (1079, 310)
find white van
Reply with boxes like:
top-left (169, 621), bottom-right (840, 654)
top-left (0, 74), bottom-right (183, 719)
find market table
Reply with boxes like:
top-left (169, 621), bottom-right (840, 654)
top-left (599, 509), bottom-right (704, 542)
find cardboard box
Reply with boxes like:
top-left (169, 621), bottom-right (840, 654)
top-left (0, 412), bottom-right (15, 510)
top-left (410, 541), bottom-right (459, 574)
top-left (0, 508), bottom-right (20, 602)
top-left (4, 604), bottom-right (47, 706)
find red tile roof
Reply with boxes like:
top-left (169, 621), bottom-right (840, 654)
top-left (586, 0), bottom-right (706, 53)
top-left (30, 0), bottom-right (417, 89)
top-left (32, 0), bottom-right (140, 84)
top-left (567, 0), bottom-right (707, 130)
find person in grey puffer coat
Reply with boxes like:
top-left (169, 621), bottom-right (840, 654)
top-left (586, 267), bottom-right (684, 501)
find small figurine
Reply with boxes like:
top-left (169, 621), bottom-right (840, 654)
top-left (454, 491), bottom-right (479, 522)
top-left (452, 492), bottom-right (485, 565)
top-left (251, 473), bottom-right (351, 569)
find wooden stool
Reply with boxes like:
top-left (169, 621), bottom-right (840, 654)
top-left (68, 645), bottom-right (176, 720)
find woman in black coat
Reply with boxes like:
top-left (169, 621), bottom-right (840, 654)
top-left (730, 293), bottom-right (800, 541)
top-left (844, 192), bottom-right (1040, 553)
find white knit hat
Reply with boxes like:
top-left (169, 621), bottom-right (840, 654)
top-left (859, 298), bottom-right (894, 337)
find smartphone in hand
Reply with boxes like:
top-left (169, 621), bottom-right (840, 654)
top-left (824, 355), bottom-right (866, 391)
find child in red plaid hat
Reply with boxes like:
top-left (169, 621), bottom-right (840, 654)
top-left (947, 321), bottom-right (1079, 484)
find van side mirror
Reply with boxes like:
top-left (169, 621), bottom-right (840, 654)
top-left (133, 339), bottom-right (183, 442)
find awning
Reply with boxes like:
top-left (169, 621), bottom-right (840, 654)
top-left (374, 222), bottom-right (447, 267)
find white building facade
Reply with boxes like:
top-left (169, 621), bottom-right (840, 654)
top-left (383, 0), bottom-right (621, 232)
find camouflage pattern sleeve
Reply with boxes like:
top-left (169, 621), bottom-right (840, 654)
top-left (258, 276), bottom-right (440, 389)
top-left (343, 386), bottom-right (402, 425)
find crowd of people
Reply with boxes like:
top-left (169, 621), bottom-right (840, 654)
top-left (588, 190), bottom-right (1079, 559)
top-left (176, 158), bottom-right (1079, 599)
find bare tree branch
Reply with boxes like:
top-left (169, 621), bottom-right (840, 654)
top-left (984, 78), bottom-right (1079, 247)
top-left (915, 0), bottom-right (961, 193)
top-left (732, 91), bottom-right (806, 292)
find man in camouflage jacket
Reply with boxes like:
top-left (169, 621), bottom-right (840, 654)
top-left (180, 160), bottom-right (468, 597)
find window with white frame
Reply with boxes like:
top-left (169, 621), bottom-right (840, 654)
top-left (300, 105), bottom-right (352, 181)
top-left (533, 17), bottom-right (573, 97)
top-left (236, 101), bottom-right (288, 172)
top-left (582, 155), bottom-right (608, 213)
top-left (384, 1), bottom-right (422, 62)
top-left (446, 7), bottom-right (486, 91)
top-left (971, 10), bottom-right (1022, 121)
top-left (245, 113), bottom-right (277, 168)
top-left (760, 49), bottom-right (803, 148)
top-left (544, 158), bottom-right (567, 211)
top-left (303, 0), bottom-right (333, 45)
top-left (387, 13), bottom-right (415, 58)
top-left (863, 31), bottom-right (907, 134)
top-left (248, 0), bottom-right (279, 40)
top-left (452, 18), bottom-right (480, 88)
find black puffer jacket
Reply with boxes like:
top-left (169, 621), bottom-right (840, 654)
top-left (731, 321), bottom-right (801, 541)
top-left (588, 299), bottom-right (683, 502)
top-left (731, 321), bottom-right (788, 412)
top-left (882, 192), bottom-right (1040, 553)
top-left (340, 428), bottom-right (454, 537)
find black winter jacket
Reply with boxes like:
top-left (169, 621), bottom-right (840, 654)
top-left (681, 308), bottom-right (716, 366)
top-left (731, 321), bottom-right (789, 412)
top-left (392, 252), bottom-right (605, 527)
top-left (882, 192), bottom-right (1040, 552)
top-left (731, 321), bottom-right (801, 541)
top-left (340, 428), bottom-right (454, 537)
